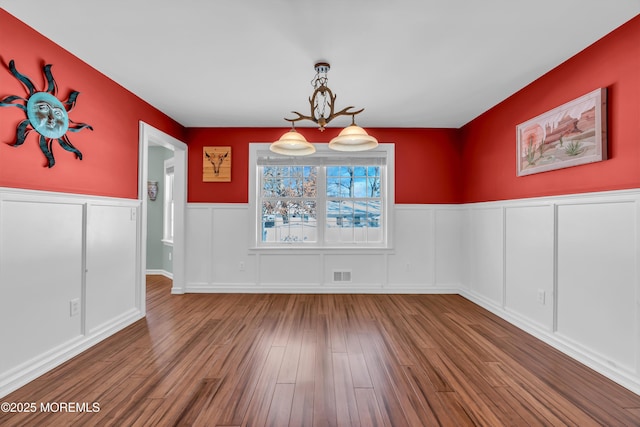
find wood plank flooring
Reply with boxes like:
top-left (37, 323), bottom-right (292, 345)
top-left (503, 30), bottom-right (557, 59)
top-left (2, 275), bottom-right (640, 426)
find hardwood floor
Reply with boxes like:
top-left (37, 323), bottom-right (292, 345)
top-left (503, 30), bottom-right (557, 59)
top-left (2, 275), bottom-right (640, 426)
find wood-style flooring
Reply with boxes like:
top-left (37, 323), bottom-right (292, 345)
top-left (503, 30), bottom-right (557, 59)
top-left (2, 275), bottom-right (640, 426)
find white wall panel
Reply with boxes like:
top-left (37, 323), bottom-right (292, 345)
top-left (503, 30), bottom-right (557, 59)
top-left (0, 199), bottom-right (83, 372)
top-left (0, 189), bottom-right (142, 398)
top-left (324, 254), bottom-right (386, 289)
top-left (468, 207), bottom-right (504, 305)
top-left (85, 204), bottom-right (138, 333)
top-left (185, 206), bottom-right (212, 286)
top-left (557, 201), bottom-right (636, 371)
top-left (504, 204), bottom-right (555, 330)
top-left (462, 190), bottom-right (640, 394)
top-left (435, 208), bottom-right (463, 288)
top-left (387, 207), bottom-right (434, 287)
top-left (259, 254), bottom-right (322, 287)
top-left (186, 204), bottom-right (463, 292)
top-left (211, 206), bottom-right (255, 284)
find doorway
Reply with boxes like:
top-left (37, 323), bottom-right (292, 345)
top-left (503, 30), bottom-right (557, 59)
top-left (139, 122), bottom-right (187, 313)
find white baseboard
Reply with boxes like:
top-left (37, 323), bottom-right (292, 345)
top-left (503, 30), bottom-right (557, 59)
top-left (146, 269), bottom-right (173, 279)
top-left (185, 282), bottom-right (459, 294)
top-left (460, 289), bottom-right (640, 396)
top-left (0, 309), bottom-right (143, 398)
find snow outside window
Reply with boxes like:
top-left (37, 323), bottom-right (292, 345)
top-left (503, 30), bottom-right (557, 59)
top-left (250, 143), bottom-right (394, 249)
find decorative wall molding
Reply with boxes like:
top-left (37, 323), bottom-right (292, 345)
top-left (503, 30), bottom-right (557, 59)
top-left (185, 203), bottom-right (464, 293)
top-left (461, 188), bottom-right (640, 395)
top-left (0, 187), bottom-right (142, 398)
top-left (3, 186), bottom-right (640, 398)
top-left (184, 189), bottom-right (640, 395)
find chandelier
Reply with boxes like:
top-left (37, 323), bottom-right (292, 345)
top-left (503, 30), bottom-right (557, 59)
top-left (270, 62), bottom-right (378, 156)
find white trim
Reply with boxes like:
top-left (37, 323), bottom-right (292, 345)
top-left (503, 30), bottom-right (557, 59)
top-left (0, 307), bottom-right (141, 398)
top-left (461, 288), bottom-right (640, 395)
top-left (139, 122), bottom-right (187, 297)
top-left (248, 142), bottom-right (395, 250)
top-left (0, 187), bottom-right (143, 398)
top-left (0, 186), bottom-right (139, 205)
top-left (146, 269), bottom-right (173, 279)
top-left (462, 187), bottom-right (640, 396)
top-left (184, 282), bottom-right (459, 294)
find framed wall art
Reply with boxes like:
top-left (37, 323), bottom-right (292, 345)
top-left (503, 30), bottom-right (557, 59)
top-left (203, 146), bottom-right (231, 182)
top-left (516, 88), bottom-right (607, 176)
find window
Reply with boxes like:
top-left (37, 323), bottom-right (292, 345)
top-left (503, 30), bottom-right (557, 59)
top-left (325, 165), bottom-right (382, 244)
top-left (250, 143), bottom-right (393, 249)
top-left (163, 157), bottom-right (175, 243)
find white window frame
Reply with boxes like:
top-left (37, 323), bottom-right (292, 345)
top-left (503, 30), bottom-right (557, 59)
top-left (249, 143), bottom-right (394, 250)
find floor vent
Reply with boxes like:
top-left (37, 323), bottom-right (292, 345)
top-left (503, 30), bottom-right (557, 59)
top-left (333, 270), bottom-right (352, 283)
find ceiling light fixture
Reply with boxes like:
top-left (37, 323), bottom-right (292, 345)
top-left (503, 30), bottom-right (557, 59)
top-left (270, 62), bottom-right (378, 156)
top-left (269, 125), bottom-right (316, 156)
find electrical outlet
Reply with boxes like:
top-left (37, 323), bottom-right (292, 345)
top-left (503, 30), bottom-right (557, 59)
top-left (537, 289), bottom-right (545, 305)
top-left (130, 208), bottom-right (137, 221)
top-left (169, 251), bottom-right (172, 261)
top-left (70, 298), bottom-right (81, 317)
top-left (239, 261), bottom-right (245, 271)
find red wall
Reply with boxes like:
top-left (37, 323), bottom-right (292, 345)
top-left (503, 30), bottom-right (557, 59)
top-left (460, 15), bottom-right (640, 203)
top-left (0, 10), bottom-right (185, 199)
top-left (186, 127), bottom-right (462, 204)
top-left (5, 9), bottom-right (639, 205)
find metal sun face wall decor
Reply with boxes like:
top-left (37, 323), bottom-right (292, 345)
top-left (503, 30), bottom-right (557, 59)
top-left (0, 60), bottom-right (93, 168)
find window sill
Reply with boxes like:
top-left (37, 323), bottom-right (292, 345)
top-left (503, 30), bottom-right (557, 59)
top-left (249, 245), bottom-right (394, 255)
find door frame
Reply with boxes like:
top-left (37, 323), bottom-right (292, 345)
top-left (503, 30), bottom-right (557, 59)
top-left (138, 122), bottom-right (188, 310)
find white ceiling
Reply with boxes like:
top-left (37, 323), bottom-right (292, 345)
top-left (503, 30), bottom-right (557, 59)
top-left (2, 1), bottom-right (639, 129)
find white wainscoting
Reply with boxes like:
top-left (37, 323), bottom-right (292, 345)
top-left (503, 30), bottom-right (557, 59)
top-left (3, 187), bottom-right (639, 397)
top-left (0, 188), bottom-right (142, 398)
top-left (186, 190), bottom-right (640, 394)
top-left (461, 189), bottom-right (640, 395)
top-left (185, 204), bottom-right (463, 293)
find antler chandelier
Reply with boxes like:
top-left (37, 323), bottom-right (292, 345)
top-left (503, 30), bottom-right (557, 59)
top-left (270, 62), bottom-right (378, 156)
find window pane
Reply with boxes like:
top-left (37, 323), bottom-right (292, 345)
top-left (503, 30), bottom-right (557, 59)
top-left (354, 166), bottom-right (367, 176)
top-left (326, 200), bottom-right (342, 228)
top-left (282, 178), bottom-right (294, 196)
top-left (163, 171), bottom-right (174, 241)
top-left (303, 166), bottom-right (317, 197)
top-left (366, 200), bottom-right (381, 227)
top-left (353, 177), bottom-right (367, 197)
top-left (261, 200), bottom-right (316, 243)
top-left (326, 200), bottom-right (352, 227)
top-left (367, 177), bottom-right (381, 197)
top-left (169, 201), bottom-right (174, 239)
top-left (339, 178), bottom-right (352, 197)
top-left (263, 166), bottom-right (317, 198)
top-left (327, 166), bottom-right (340, 177)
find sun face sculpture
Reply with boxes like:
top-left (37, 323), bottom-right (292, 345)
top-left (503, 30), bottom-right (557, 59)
top-left (0, 60), bottom-right (92, 167)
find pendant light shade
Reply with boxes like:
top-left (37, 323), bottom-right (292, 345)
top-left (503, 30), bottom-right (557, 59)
top-left (270, 129), bottom-right (316, 156)
top-left (328, 125), bottom-right (378, 152)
